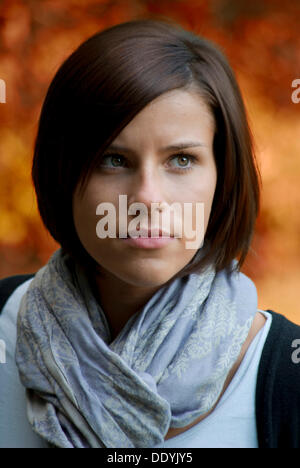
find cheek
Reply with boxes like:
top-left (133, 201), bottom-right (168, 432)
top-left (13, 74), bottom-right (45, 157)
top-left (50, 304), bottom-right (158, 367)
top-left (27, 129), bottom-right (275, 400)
top-left (73, 177), bottom-right (115, 237)
top-left (203, 183), bottom-right (217, 227)
top-left (183, 174), bottom-right (217, 226)
top-left (201, 167), bottom-right (217, 216)
top-left (73, 190), bottom-right (99, 248)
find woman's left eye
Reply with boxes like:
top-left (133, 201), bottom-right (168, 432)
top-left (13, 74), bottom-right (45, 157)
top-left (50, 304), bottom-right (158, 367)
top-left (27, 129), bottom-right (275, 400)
top-left (168, 154), bottom-right (197, 172)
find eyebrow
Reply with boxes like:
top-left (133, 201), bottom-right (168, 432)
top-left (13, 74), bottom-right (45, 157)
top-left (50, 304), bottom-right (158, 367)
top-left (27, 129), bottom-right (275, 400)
top-left (105, 141), bottom-right (207, 153)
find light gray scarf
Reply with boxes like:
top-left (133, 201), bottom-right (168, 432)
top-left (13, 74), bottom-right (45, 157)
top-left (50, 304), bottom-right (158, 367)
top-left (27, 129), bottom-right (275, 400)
top-left (15, 248), bottom-right (257, 448)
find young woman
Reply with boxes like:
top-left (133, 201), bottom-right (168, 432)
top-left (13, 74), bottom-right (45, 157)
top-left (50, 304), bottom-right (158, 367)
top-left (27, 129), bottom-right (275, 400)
top-left (0, 18), bottom-right (299, 448)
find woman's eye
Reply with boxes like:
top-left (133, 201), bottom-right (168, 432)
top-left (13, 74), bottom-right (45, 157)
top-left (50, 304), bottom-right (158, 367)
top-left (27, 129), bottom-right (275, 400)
top-left (168, 154), bottom-right (197, 172)
top-left (98, 153), bottom-right (126, 168)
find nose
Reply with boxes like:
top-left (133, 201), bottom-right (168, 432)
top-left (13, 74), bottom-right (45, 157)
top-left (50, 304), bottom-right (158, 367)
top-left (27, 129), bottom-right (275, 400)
top-left (127, 165), bottom-right (166, 212)
top-left (122, 163), bottom-right (179, 237)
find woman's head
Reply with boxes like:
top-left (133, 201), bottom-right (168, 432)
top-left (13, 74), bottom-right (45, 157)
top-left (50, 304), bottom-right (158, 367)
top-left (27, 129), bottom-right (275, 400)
top-left (73, 87), bottom-right (217, 287)
top-left (32, 18), bottom-right (261, 281)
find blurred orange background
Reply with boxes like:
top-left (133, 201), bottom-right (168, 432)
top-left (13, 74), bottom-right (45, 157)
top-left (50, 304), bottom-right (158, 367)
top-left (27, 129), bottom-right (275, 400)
top-left (0, 0), bottom-right (299, 323)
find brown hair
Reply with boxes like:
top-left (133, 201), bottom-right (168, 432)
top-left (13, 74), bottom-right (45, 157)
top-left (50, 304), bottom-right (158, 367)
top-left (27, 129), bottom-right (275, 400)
top-left (32, 18), bottom-right (261, 276)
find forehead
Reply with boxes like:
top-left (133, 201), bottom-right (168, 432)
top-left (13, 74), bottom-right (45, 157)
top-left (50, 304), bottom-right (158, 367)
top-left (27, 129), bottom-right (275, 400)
top-left (111, 88), bottom-right (215, 148)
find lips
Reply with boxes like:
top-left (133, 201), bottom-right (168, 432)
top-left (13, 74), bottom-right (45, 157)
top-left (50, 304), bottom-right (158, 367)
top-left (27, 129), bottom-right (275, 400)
top-left (126, 227), bottom-right (173, 238)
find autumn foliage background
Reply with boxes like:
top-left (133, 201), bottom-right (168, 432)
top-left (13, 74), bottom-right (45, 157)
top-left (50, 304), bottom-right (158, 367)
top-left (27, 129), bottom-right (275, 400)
top-left (0, 0), bottom-right (299, 323)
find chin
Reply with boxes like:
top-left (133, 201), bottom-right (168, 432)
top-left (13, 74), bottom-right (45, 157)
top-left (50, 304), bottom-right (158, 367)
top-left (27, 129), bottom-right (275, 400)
top-left (121, 270), bottom-right (178, 288)
top-left (98, 260), bottom-right (180, 289)
top-left (126, 275), bottom-right (175, 289)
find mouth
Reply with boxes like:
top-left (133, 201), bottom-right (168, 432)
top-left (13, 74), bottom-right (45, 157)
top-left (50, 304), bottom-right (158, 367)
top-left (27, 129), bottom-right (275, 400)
top-left (125, 227), bottom-right (173, 238)
top-left (118, 227), bottom-right (175, 249)
top-left (120, 235), bottom-right (175, 249)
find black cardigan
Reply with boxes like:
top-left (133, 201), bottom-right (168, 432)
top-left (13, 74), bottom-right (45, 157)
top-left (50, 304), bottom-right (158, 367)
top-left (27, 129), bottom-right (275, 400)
top-left (1, 275), bottom-right (300, 448)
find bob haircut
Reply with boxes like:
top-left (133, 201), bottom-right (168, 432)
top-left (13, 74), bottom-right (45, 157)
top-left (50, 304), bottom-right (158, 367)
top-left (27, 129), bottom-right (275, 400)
top-left (32, 18), bottom-right (261, 277)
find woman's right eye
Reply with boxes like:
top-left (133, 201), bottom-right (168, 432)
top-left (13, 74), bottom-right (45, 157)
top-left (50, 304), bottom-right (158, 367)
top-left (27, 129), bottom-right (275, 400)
top-left (97, 153), bottom-right (126, 169)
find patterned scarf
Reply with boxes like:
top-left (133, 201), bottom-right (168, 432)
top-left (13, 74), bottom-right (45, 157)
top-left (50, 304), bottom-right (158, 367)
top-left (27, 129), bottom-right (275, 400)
top-left (15, 248), bottom-right (257, 448)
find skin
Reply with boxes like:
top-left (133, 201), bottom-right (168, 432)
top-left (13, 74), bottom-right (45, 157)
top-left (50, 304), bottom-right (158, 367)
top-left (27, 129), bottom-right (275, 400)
top-left (72, 87), bottom-right (266, 439)
top-left (73, 88), bottom-right (217, 338)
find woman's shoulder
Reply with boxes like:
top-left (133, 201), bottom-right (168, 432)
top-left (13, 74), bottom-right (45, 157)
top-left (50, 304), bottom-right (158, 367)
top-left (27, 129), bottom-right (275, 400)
top-left (257, 309), bottom-right (300, 384)
top-left (260, 309), bottom-right (300, 361)
top-left (256, 309), bottom-right (300, 448)
top-left (257, 309), bottom-right (300, 389)
top-left (0, 274), bottom-right (35, 314)
top-left (0, 274), bottom-right (48, 448)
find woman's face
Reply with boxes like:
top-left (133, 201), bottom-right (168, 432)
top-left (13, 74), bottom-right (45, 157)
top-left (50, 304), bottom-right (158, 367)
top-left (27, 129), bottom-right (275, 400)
top-left (73, 88), bottom-right (217, 288)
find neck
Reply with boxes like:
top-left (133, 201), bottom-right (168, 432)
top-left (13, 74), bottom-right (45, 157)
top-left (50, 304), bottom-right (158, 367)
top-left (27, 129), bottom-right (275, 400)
top-left (89, 270), bottom-right (162, 340)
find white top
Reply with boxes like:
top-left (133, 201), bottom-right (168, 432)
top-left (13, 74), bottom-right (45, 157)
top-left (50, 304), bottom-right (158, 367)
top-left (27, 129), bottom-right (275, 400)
top-left (0, 279), bottom-right (48, 448)
top-left (0, 279), bottom-right (272, 448)
top-left (155, 309), bottom-right (272, 448)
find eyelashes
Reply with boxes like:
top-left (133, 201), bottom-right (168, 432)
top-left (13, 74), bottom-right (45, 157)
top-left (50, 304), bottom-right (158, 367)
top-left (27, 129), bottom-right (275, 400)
top-left (96, 152), bottom-right (199, 174)
top-left (167, 153), bottom-right (198, 172)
